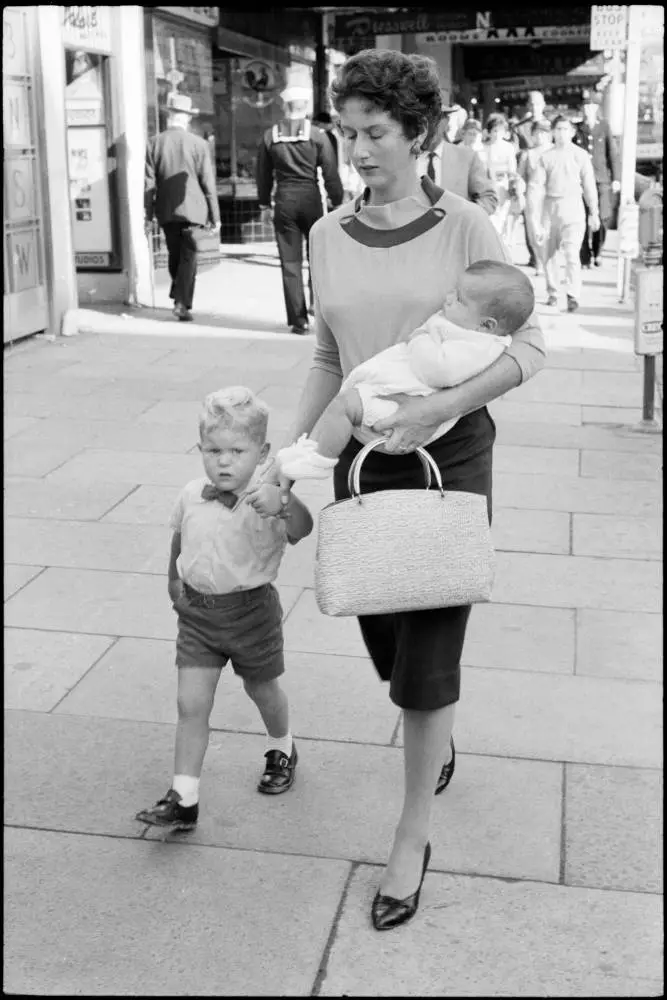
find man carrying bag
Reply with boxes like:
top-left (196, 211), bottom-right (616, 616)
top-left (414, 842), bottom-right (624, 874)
top-left (145, 93), bottom-right (220, 322)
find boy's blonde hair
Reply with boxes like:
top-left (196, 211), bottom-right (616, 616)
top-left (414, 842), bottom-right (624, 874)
top-left (199, 386), bottom-right (269, 445)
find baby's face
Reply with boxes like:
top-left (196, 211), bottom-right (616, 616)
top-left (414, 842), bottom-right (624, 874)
top-left (443, 275), bottom-right (486, 330)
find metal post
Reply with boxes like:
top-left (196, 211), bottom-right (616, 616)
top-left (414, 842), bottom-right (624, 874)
top-left (642, 355), bottom-right (656, 423)
top-left (617, 6), bottom-right (642, 303)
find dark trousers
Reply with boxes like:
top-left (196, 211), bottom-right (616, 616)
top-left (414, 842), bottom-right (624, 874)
top-left (580, 182), bottom-right (610, 266)
top-left (273, 186), bottom-right (323, 327)
top-left (163, 222), bottom-right (204, 310)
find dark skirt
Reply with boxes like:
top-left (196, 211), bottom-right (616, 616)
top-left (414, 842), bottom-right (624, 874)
top-left (332, 407), bottom-right (495, 711)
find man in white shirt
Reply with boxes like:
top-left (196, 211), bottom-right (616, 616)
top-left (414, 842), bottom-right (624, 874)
top-left (418, 108), bottom-right (497, 216)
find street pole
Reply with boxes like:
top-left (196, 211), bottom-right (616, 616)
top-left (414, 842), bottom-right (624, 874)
top-left (617, 5), bottom-right (642, 301)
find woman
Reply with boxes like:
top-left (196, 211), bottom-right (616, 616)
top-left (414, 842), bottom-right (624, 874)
top-left (478, 112), bottom-right (521, 254)
top-left (254, 50), bottom-right (546, 930)
top-left (459, 117), bottom-right (483, 153)
top-left (519, 118), bottom-right (553, 275)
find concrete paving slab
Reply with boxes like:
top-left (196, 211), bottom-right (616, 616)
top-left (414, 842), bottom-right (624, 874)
top-left (85, 419), bottom-right (199, 453)
top-left (320, 868), bottom-right (663, 997)
top-left (3, 370), bottom-right (112, 396)
top-left (572, 513), bottom-right (661, 560)
top-left (450, 668), bottom-right (662, 767)
top-left (5, 517), bottom-right (169, 574)
top-left (4, 564), bottom-right (44, 600)
top-left (581, 370), bottom-right (646, 407)
top-left (277, 529), bottom-right (317, 588)
top-left (495, 419), bottom-right (662, 453)
top-left (5, 713), bottom-right (561, 882)
top-left (4, 827), bottom-right (348, 997)
top-left (581, 449), bottom-right (663, 481)
top-left (45, 448), bottom-right (203, 486)
top-left (138, 399), bottom-right (202, 424)
top-left (100, 484), bottom-right (180, 524)
top-left (3, 567), bottom-right (301, 641)
top-left (4, 428), bottom-right (96, 478)
top-left (5, 390), bottom-right (154, 421)
top-left (490, 399), bottom-right (582, 425)
top-left (508, 368), bottom-right (584, 404)
top-left (565, 764), bottom-right (663, 893)
top-left (493, 445), bottom-right (579, 476)
top-left (493, 472), bottom-right (661, 516)
top-left (4, 628), bottom-right (115, 711)
top-left (493, 507), bottom-right (571, 554)
top-left (547, 349), bottom-right (641, 372)
top-left (283, 588), bottom-right (368, 658)
top-left (582, 405), bottom-right (647, 425)
top-left (3, 477), bottom-right (135, 520)
top-left (55, 638), bottom-right (397, 745)
top-left (576, 609), bottom-right (662, 682)
top-left (465, 603), bottom-right (574, 673)
top-left (3, 415), bottom-right (41, 439)
top-left (494, 552), bottom-right (661, 612)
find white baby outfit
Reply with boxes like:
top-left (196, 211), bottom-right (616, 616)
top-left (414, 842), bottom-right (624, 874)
top-left (277, 316), bottom-right (510, 479)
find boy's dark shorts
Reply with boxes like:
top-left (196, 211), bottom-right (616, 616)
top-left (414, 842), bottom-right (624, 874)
top-left (174, 582), bottom-right (284, 682)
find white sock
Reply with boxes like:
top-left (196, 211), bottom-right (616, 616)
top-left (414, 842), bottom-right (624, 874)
top-left (172, 774), bottom-right (200, 807)
top-left (265, 732), bottom-right (293, 758)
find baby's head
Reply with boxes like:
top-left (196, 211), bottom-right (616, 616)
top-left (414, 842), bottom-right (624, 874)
top-left (198, 386), bottom-right (270, 493)
top-left (444, 260), bottom-right (535, 337)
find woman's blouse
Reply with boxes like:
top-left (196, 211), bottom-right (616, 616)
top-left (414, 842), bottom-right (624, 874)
top-left (309, 187), bottom-right (546, 385)
top-left (479, 140), bottom-right (518, 183)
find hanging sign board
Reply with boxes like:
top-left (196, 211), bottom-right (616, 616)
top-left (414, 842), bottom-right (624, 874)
top-left (590, 6), bottom-right (628, 50)
top-left (67, 125), bottom-right (113, 266)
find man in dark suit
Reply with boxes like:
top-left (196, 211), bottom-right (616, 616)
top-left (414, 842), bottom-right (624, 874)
top-left (417, 108), bottom-right (498, 215)
top-left (144, 93), bottom-right (220, 321)
top-left (574, 90), bottom-right (621, 267)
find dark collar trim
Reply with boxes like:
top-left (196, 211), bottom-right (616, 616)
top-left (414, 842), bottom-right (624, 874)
top-left (340, 176), bottom-right (447, 248)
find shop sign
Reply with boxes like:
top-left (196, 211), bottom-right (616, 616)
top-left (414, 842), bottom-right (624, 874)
top-left (590, 6), bottom-right (628, 51)
top-left (75, 252), bottom-right (111, 267)
top-left (634, 267), bottom-right (663, 355)
top-left (156, 7), bottom-right (219, 28)
top-left (67, 126), bottom-right (113, 257)
top-left (62, 7), bottom-right (112, 54)
top-left (5, 156), bottom-right (37, 224)
top-left (8, 228), bottom-right (41, 293)
top-left (417, 24), bottom-right (589, 45)
top-left (334, 7), bottom-right (591, 42)
top-left (3, 81), bottom-right (32, 148)
top-left (3, 7), bottom-right (28, 75)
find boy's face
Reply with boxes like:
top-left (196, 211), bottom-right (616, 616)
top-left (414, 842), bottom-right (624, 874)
top-left (199, 426), bottom-right (269, 494)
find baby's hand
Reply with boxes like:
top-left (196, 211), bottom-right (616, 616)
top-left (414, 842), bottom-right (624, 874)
top-left (245, 482), bottom-right (284, 518)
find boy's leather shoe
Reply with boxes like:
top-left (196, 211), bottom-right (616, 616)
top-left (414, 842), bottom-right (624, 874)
top-left (257, 744), bottom-right (298, 794)
top-left (135, 789), bottom-right (198, 830)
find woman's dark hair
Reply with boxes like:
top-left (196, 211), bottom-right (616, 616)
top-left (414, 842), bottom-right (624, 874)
top-left (330, 49), bottom-right (442, 152)
top-left (551, 114), bottom-right (572, 128)
top-left (484, 112), bottom-right (507, 133)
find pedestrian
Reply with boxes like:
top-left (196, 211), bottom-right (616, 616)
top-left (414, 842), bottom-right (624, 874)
top-left (256, 85), bottom-right (343, 334)
top-left (144, 93), bottom-right (220, 322)
top-left (478, 112), bottom-right (522, 253)
top-left (459, 117), bottom-right (484, 153)
top-left (248, 48), bottom-right (546, 931)
top-left (574, 89), bottom-right (621, 268)
top-left (518, 119), bottom-right (553, 275)
top-left (511, 90), bottom-right (548, 153)
top-left (135, 387), bottom-right (313, 832)
top-left (417, 108), bottom-right (497, 216)
top-left (274, 260), bottom-right (535, 480)
top-left (533, 115), bottom-right (600, 313)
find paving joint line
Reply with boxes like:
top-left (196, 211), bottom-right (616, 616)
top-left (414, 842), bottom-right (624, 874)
top-left (310, 862), bottom-right (359, 997)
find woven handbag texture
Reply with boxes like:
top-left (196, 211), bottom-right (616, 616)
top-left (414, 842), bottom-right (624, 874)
top-left (315, 489), bottom-right (495, 617)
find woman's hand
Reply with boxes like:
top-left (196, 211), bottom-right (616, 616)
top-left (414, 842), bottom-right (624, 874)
top-left (371, 394), bottom-right (452, 454)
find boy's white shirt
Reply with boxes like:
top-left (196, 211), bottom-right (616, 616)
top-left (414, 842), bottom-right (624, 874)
top-left (170, 473), bottom-right (287, 595)
top-left (341, 316), bottom-right (511, 445)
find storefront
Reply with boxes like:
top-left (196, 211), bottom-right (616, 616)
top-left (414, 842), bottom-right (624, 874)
top-left (3, 6), bottom-right (49, 342)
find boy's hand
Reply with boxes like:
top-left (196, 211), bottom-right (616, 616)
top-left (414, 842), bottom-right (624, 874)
top-left (168, 579), bottom-right (184, 604)
top-left (245, 482), bottom-right (288, 518)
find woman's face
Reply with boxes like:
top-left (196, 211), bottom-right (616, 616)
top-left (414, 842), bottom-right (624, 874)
top-left (461, 129), bottom-right (479, 148)
top-left (488, 123), bottom-right (505, 143)
top-left (338, 97), bottom-right (419, 193)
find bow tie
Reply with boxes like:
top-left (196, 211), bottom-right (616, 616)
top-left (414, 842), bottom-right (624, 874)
top-left (201, 483), bottom-right (238, 509)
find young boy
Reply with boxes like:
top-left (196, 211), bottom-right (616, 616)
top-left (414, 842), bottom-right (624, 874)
top-left (136, 387), bottom-right (313, 831)
top-left (275, 259), bottom-right (535, 480)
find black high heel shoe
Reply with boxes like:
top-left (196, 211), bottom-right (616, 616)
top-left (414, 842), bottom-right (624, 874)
top-left (435, 737), bottom-right (455, 795)
top-left (371, 842), bottom-right (432, 931)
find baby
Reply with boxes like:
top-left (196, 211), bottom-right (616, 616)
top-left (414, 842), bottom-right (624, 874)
top-left (277, 259), bottom-right (535, 479)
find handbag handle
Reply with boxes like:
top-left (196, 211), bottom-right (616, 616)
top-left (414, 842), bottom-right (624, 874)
top-left (347, 440), bottom-right (445, 499)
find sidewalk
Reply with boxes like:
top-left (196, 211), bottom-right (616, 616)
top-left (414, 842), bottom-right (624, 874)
top-left (4, 244), bottom-right (663, 997)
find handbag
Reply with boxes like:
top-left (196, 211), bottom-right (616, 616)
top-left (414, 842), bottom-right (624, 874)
top-left (314, 441), bottom-right (495, 617)
top-left (191, 225), bottom-right (222, 272)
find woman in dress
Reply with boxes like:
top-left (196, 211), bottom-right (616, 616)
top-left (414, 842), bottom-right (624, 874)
top-left (253, 49), bottom-right (546, 931)
top-left (479, 112), bottom-right (522, 254)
